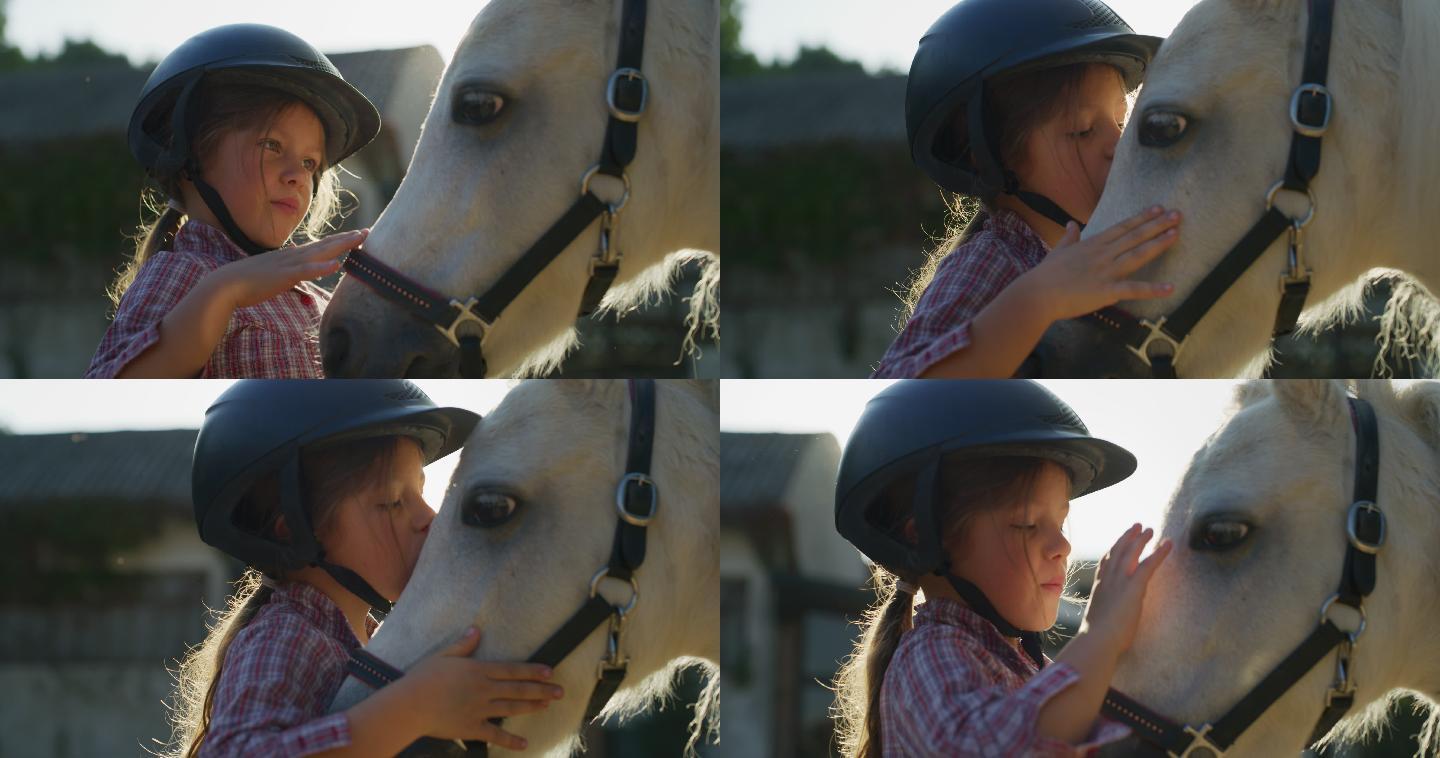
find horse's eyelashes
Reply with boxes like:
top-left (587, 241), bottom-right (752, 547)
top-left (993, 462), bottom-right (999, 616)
top-left (1191, 519), bottom-right (1251, 551)
top-left (462, 491), bottom-right (521, 528)
top-left (453, 87), bottom-right (506, 126)
top-left (1138, 110), bottom-right (1190, 148)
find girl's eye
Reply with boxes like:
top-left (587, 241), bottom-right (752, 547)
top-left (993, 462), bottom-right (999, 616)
top-left (260, 138), bottom-right (281, 152)
top-left (1191, 520), bottom-right (1251, 551)
top-left (1013, 523), bottom-right (1038, 531)
top-left (453, 86), bottom-right (507, 126)
top-left (461, 491), bottom-right (520, 529)
top-left (302, 158), bottom-right (318, 172)
top-left (1138, 110), bottom-right (1190, 147)
top-left (1069, 128), bottom-right (1095, 138)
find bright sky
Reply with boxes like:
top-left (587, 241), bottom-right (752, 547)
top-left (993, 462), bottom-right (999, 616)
top-left (739, 0), bottom-right (1201, 73)
top-left (721, 380), bottom-right (1243, 561)
top-left (0, 380), bottom-right (513, 509)
top-left (4, 0), bottom-right (486, 68)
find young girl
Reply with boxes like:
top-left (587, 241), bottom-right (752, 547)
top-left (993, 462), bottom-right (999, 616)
top-left (86, 24), bottom-right (379, 379)
top-left (875, 0), bottom-right (1180, 378)
top-left (833, 380), bottom-right (1173, 756)
top-left (169, 380), bottom-right (562, 756)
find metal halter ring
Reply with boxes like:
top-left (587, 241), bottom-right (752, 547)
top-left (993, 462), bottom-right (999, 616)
top-left (435, 297), bottom-right (491, 347)
top-left (589, 567), bottom-right (640, 615)
top-left (1319, 594), bottom-right (1367, 640)
top-left (1128, 317), bottom-right (1185, 369)
top-left (1265, 181), bottom-right (1317, 229)
top-left (606, 67), bottom-right (648, 123)
top-left (1346, 500), bottom-right (1385, 554)
top-left (615, 472), bottom-right (658, 526)
top-left (1174, 724), bottom-right (1224, 758)
top-left (580, 164), bottom-right (631, 214)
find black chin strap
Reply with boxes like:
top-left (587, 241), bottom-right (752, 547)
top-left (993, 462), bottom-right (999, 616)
top-left (1068, 0), bottom-right (1334, 378)
top-left (1102, 396), bottom-right (1383, 756)
top-left (966, 85), bottom-right (1084, 232)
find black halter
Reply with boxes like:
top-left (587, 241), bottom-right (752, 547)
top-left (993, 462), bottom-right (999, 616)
top-left (1062, 0), bottom-right (1334, 378)
top-left (340, 0), bottom-right (650, 378)
top-left (1101, 395), bottom-right (1384, 757)
top-left (344, 379), bottom-right (659, 756)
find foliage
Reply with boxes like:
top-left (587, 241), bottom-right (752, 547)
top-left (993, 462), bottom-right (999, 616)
top-left (721, 0), bottom-right (872, 78)
top-left (0, 135), bottom-right (147, 264)
top-left (0, 498), bottom-right (164, 604)
top-left (721, 143), bottom-right (946, 268)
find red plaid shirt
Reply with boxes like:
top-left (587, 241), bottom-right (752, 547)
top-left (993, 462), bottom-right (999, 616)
top-left (881, 597), bottom-right (1129, 757)
top-left (203, 581), bottom-right (379, 757)
top-left (85, 220), bottom-right (330, 378)
top-left (874, 209), bottom-right (1049, 378)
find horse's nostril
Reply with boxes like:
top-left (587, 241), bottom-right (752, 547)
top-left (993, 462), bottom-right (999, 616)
top-left (324, 326), bottom-right (351, 375)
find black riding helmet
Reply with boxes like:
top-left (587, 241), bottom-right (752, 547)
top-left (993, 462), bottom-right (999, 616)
top-left (906, 0), bottom-right (1163, 230)
top-left (835, 380), bottom-right (1136, 665)
top-left (129, 24), bottom-right (382, 255)
top-left (193, 380), bottom-right (478, 616)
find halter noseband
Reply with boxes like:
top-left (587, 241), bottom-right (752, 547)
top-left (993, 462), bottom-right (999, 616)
top-left (344, 379), bottom-right (659, 756)
top-left (340, 0), bottom-right (650, 378)
top-left (1057, 0), bottom-right (1334, 379)
top-left (1101, 395), bottom-right (1384, 757)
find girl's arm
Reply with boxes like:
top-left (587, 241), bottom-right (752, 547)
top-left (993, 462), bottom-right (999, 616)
top-left (918, 210), bottom-right (1182, 379)
top-left (117, 231), bottom-right (365, 378)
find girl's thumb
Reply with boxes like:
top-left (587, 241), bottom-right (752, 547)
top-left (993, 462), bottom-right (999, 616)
top-left (447, 625), bottom-right (482, 655)
top-left (1062, 221), bottom-right (1081, 243)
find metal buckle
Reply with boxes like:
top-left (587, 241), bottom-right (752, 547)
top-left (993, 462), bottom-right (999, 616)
top-left (1280, 221), bottom-right (1313, 293)
top-left (1265, 181), bottom-right (1317, 229)
top-left (1172, 724), bottom-right (1225, 758)
top-left (615, 472), bottom-right (658, 526)
top-left (1346, 500), bottom-right (1386, 555)
top-left (589, 567), bottom-right (640, 615)
top-left (606, 67), bottom-right (648, 123)
top-left (434, 296), bottom-right (491, 348)
top-left (580, 164), bottom-right (631, 213)
top-left (1290, 83), bottom-right (1332, 138)
top-left (1319, 594), bottom-right (1367, 640)
top-left (1128, 317), bottom-right (1185, 369)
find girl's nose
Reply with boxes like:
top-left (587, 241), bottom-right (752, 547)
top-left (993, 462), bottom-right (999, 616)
top-left (1049, 529), bottom-right (1071, 561)
top-left (413, 499), bottom-right (436, 531)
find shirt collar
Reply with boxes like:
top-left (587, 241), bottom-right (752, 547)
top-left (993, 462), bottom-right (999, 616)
top-left (174, 218), bottom-right (249, 262)
top-left (269, 580), bottom-right (378, 646)
top-left (985, 206), bottom-right (1052, 255)
top-left (913, 594), bottom-right (1034, 661)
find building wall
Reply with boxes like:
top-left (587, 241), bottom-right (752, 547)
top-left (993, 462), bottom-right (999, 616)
top-left (719, 531), bottom-right (776, 757)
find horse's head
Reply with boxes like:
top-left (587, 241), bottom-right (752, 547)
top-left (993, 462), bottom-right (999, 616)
top-left (1044, 0), bottom-right (1404, 378)
top-left (1104, 380), bottom-right (1440, 755)
top-left (328, 380), bottom-right (719, 755)
top-left (321, 0), bottom-right (719, 378)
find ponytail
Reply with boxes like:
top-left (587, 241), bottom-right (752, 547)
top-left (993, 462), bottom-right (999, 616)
top-left (833, 567), bottom-right (917, 758)
top-left (110, 190), bottom-right (185, 310)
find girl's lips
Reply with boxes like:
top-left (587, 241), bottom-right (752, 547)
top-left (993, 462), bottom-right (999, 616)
top-left (1041, 581), bottom-right (1065, 593)
top-left (271, 199), bottom-right (299, 214)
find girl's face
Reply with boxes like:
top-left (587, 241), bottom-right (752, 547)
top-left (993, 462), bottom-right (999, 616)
top-left (949, 461), bottom-right (1072, 631)
top-left (188, 101), bottom-right (326, 249)
top-left (1014, 64), bottom-right (1130, 225)
top-left (319, 438), bottom-right (433, 602)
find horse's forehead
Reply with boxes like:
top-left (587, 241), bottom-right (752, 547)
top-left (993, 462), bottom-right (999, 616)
top-left (458, 0), bottom-right (605, 63)
top-left (1149, 0), bottom-right (1293, 86)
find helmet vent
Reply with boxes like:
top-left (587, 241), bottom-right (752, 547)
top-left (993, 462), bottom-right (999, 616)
top-left (1069, 0), bottom-right (1124, 30)
top-left (1039, 409), bottom-right (1087, 434)
top-left (384, 385), bottom-right (427, 402)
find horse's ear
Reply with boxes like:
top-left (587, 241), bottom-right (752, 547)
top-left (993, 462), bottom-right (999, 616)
top-left (1270, 379), bottom-right (1349, 431)
top-left (1233, 380), bottom-right (1271, 409)
top-left (1400, 380), bottom-right (1440, 453)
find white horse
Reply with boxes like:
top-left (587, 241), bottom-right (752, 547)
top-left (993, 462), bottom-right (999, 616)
top-left (322, 0), bottom-right (720, 378)
top-left (329, 380), bottom-right (720, 756)
top-left (1104, 380), bottom-right (1440, 755)
top-left (1042, 0), bottom-right (1440, 377)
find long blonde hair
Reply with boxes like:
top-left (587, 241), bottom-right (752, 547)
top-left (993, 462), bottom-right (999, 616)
top-left (158, 436), bottom-right (402, 757)
top-left (831, 457), bottom-right (1063, 757)
top-left (110, 82), bottom-right (350, 310)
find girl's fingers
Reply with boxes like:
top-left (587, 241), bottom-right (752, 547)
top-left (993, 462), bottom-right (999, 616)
top-left (1113, 211), bottom-right (1181, 253)
top-left (445, 626), bottom-right (482, 656)
top-left (1113, 227), bottom-right (1180, 274)
top-left (491, 681), bottom-right (564, 702)
top-left (1059, 221), bottom-right (1082, 248)
top-left (482, 662), bottom-right (555, 682)
top-left (488, 699), bottom-right (552, 718)
top-left (1095, 206), bottom-right (1166, 244)
top-left (299, 229), bottom-right (368, 260)
top-left (1138, 539), bottom-right (1174, 579)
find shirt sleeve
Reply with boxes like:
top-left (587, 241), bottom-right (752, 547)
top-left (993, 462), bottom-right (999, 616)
top-left (201, 620), bottom-right (353, 757)
top-left (885, 636), bottom-right (1128, 757)
top-left (871, 241), bottom-right (1024, 378)
top-left (84, 252), bottom-right (213, 378)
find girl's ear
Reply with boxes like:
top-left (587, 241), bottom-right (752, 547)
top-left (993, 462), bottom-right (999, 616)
top-left (273, 515), bottom-right (291, 541)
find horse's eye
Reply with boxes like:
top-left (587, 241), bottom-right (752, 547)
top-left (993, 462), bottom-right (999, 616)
top-left (462, 491), bottom-right (520, 528)
top-left (453, 86), bottom-right (506, 126)
top-left (1191, 520), bottom-right (1250, 551)
top-left (1138, 110), bottom-right (1190, 147)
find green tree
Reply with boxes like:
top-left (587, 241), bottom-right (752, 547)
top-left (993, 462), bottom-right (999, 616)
top-left (0, 0), bottom-right (28, 71)
top-left (721, 0), bottom-right (763, 77)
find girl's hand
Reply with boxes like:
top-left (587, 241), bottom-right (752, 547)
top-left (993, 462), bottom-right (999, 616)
top-left (210, 228), bottom-right (369, 310)
top-left (1079, 523), bottom-right (1172, 658)
top-left (1022, 207), bottom-right (1182, 322)
top-left (404, 626), bottom-right (564, 749)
